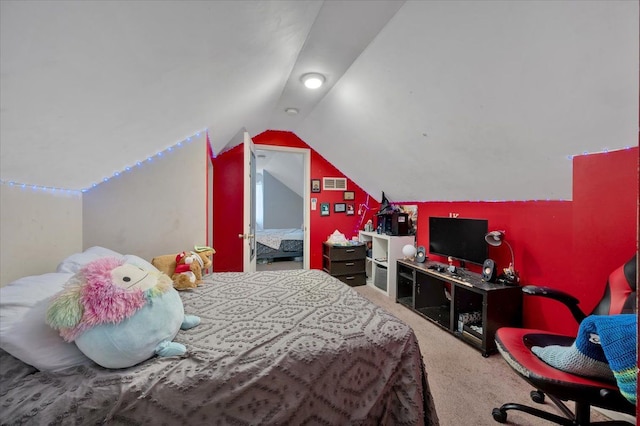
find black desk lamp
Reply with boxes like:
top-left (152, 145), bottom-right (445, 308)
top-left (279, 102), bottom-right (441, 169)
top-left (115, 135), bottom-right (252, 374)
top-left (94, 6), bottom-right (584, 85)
top-left (485, 230), bottom-right (519, 284)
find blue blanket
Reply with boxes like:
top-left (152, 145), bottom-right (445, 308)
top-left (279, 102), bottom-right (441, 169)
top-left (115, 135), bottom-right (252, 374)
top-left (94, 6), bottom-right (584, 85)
top-left (533, 314), bottom-right (637, 405)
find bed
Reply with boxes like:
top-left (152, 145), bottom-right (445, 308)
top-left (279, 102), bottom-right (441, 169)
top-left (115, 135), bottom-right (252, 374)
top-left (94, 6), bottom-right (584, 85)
top-left (0, 249), bottom-right (439, 425)
top-left (256, 228), bottom-right (304, 261)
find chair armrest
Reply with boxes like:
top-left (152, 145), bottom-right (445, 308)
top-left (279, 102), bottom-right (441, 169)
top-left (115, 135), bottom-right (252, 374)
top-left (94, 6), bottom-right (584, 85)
top-left (522, 285), bottom-right (587, 324)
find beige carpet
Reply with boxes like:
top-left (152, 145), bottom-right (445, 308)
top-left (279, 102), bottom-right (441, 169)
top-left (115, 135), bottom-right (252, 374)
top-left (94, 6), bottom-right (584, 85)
top-left (353, 284), bottom-right (621, 426)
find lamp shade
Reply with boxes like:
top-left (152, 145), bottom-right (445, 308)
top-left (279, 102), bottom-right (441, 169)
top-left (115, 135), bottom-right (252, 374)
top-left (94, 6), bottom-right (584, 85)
top-left (402, 244), bottom-right (417, 259)
top-left (484, 230), bottom-right (505, 247)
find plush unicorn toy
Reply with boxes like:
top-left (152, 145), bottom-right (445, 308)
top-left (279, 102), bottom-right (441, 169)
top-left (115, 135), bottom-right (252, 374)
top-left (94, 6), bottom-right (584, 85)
top-left (46, 257), bottom-right (200, 369)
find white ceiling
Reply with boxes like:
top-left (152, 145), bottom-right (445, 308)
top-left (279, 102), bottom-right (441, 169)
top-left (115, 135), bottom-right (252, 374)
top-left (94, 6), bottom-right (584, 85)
top-left (1, 1), bottom-right (637, 201)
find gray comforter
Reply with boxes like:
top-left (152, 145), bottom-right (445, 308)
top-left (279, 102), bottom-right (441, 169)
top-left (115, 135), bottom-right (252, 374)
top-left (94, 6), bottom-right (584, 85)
top-left (1, 269), bottom-right (438, 425)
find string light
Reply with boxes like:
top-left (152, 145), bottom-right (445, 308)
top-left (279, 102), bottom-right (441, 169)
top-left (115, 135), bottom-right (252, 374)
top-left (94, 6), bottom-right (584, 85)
top-left (567, 145), bottom-right (632, 161)
top-left (0, 180), bottom-right (83, 196)
top-left (1, 130), bottom-right (206, 195)
top-left (352, 194), bottom-right (373, 236)
top-left (81, 130), bottom-right (205, 191)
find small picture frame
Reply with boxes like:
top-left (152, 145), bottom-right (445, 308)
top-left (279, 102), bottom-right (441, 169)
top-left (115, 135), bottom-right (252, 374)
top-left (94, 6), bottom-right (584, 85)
top-left (346, 203), bottom-right (355, 215)
top-left (320, 202), bottom-right (330, 216)
top-left (311, 179), bottom-right (321, 193)
top-left (343, 191), bottom-right (355, 200)
top-left (334, 203), bottom-right (346, 213)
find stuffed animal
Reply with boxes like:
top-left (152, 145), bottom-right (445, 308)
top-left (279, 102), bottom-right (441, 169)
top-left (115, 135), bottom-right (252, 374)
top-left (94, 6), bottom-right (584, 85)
top-left (152, 246), bottom-right (215, 290)
top-left (171, 251), bottom-right (200, 290)
top-left (46, 257), bottom-right (200, 369)
top-left (191, 246), bottom-right (215, 282)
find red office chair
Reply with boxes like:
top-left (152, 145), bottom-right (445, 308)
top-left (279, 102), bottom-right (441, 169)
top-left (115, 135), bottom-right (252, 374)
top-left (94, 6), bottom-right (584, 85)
top-left (492, 254), bottom-right (637, 425)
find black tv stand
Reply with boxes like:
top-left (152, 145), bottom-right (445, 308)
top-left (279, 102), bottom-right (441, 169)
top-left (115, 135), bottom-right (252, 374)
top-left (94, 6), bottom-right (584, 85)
top-left (396, 259), bottom-right (523, 356)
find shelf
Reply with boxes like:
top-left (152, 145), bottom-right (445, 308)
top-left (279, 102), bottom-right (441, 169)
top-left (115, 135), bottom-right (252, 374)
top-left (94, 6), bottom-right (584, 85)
top-left (415, 306), bottom-right (450, 328)
top-left (397, 296), bottom-right (413, 308)
top-left (398, 271), bottom-right (413, 280)
top-left (359, 231), bottom-right (415, 300)
top-left (396, 259), bottom-right (523, 356)
top-left (459, 330), bottom-right (482, 347)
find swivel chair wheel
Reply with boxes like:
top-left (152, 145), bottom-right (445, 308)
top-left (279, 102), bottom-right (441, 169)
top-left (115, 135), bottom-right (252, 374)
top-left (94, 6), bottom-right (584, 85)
top-left (492, 407), bottom-right (507, 423)
top-left (530, 390), bottom-right (545, 404)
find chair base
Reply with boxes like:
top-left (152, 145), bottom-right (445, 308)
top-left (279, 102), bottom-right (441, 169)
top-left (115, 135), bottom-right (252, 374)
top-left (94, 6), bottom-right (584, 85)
top-left (492, 394), bottom-right (635, 426)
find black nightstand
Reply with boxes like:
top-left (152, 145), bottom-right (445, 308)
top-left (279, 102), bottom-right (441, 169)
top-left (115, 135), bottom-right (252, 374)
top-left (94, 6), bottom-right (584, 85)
top-left (322, 242), bottom-right (366, 286)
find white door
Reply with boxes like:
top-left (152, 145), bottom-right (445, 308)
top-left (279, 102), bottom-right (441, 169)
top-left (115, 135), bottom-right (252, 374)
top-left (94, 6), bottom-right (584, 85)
top-left (242, 132), bottom-right (257, 272)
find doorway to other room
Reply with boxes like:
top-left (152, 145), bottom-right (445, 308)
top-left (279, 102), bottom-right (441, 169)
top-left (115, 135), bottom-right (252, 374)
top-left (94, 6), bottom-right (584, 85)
top-left (255, 146), bottom-right (309, 271)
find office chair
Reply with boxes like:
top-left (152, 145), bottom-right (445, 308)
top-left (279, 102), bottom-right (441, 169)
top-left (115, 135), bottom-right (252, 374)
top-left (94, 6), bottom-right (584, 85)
top-left (492, 254), bottom-right (637, 425)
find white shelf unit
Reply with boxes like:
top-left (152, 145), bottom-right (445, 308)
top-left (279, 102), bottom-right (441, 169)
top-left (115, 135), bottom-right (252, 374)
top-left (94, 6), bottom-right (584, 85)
top-left (359, 231), bottom-right (415, 299)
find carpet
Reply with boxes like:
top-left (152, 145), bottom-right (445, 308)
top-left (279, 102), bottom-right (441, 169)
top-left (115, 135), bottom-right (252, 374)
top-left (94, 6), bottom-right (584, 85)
top-left (353, 285), bottom-right (631, 426)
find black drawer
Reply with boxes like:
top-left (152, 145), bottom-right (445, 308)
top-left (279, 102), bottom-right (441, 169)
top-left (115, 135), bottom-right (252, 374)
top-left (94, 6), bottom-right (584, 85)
top-left (326, 259), bottom-right (365, 275)
top-left (323, 243), bottom-right (366, 261)
top-left (334, 273), bottom-right (366, 287)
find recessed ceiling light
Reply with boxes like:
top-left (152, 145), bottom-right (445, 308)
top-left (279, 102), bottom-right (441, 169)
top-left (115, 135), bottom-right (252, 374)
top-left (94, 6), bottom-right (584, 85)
top-left (301, 73), bottom-right (325, 89)
top-left (285, 107), bottom-right (299, 115)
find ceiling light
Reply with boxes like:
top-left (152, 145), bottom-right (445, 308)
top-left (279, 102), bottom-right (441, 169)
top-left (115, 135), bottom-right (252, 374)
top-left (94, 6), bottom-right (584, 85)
top-left (285, 107), bottom-right (299, 115)
top-left (301, 73), bottom-right (325, 89)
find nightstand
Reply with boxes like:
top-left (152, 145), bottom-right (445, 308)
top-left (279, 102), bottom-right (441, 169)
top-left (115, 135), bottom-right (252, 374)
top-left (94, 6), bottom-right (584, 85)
top-left (322, 242), bottom-right (366, 286)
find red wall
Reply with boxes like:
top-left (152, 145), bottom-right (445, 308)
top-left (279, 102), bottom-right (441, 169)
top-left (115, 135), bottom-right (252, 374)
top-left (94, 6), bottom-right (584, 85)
top-left (213, 131), bottom-right (638, 335)
top-left (253, 131), bottom-right (380, 270)
top-left (409, 147), bottom-right (638, 334)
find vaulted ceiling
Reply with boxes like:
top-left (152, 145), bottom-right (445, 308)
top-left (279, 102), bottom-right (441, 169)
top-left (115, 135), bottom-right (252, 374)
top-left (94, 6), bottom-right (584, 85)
top-left (1, 1), bottom-right (637, 202)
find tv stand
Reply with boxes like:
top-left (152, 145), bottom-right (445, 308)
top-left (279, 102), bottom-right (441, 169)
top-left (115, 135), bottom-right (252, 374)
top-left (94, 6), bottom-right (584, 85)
top-left (397, 259), bottom-right (522, 356)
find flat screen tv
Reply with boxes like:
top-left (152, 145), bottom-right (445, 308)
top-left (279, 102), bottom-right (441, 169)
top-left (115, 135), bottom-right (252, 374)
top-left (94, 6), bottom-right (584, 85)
top-left (428, 217), bottom-right (488, 265)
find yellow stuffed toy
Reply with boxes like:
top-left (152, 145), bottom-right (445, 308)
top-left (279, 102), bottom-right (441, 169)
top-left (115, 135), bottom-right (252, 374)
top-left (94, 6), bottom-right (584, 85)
top-left (151, 246), bottom-right (215, 291)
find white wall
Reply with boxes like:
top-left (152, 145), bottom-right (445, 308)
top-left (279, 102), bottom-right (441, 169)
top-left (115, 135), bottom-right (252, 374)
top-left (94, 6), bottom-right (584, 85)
top-left (0, 185), bottom-right (82, 286)
top-left (0, 133), bottom-right (210, 287)
top-left (263, 170), bottom-right (303, 229)
top-left (83, 134), bottom-right (209, 262)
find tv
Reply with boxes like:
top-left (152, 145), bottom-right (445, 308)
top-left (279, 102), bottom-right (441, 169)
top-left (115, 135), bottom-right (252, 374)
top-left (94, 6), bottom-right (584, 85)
top-left (428, 217), bottom-right (488, 265)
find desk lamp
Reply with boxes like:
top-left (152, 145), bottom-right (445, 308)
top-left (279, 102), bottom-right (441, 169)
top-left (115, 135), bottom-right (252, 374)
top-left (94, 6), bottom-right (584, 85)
top-left (484, 230), bottom-right (519, 284)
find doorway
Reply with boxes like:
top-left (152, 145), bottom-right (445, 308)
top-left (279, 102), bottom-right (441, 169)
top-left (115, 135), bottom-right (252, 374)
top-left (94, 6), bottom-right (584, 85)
top-left (254, 145), bottom-right (310, 271)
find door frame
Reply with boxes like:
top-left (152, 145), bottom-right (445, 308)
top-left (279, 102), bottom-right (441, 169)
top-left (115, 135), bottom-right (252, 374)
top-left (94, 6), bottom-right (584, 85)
top-left (254, 144), bottom-right (311, 269)
top-left (243, 132), bottom-right (257, 272)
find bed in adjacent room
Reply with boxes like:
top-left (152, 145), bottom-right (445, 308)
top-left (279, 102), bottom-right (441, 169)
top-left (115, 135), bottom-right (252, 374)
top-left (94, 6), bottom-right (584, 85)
top-left (0, 248), bottom-right (439, 425)
top-left (256, 227), bottom-right (304, 261)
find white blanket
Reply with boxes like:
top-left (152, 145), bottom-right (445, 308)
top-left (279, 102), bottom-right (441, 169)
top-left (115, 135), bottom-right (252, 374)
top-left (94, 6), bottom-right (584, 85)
top-left (256, 228), bottom-right (304, 249)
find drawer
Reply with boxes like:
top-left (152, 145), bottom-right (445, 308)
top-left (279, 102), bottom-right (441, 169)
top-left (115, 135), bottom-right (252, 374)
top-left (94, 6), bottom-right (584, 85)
top-left (327, 259), bottom-right (365, 275)
top-left (334, 273), bottom-right (366, 287)
top-left (323, 243), bottom-right (366, 261)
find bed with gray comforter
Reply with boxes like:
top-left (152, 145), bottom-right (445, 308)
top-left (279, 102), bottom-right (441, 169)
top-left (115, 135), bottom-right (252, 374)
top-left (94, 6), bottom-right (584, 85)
top-left (0, 269), bottom-right (438, 425)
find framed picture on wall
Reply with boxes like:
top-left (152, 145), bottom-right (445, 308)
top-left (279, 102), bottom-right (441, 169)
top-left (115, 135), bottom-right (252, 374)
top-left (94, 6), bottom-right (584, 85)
top-left (311, 179), bottom-right (321, 193)
top-left (346, 204), bottom-right (355, 215)
top-left (343, 191), bottom-right (355, 200)
top-left (320, 202), bottom-right (330, 216)
top-left (334, 203), bottom-right (346, 213)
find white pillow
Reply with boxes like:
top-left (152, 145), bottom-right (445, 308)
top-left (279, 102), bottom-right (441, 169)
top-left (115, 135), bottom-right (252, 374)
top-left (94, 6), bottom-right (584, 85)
top-left (56, 246), bottom-right (124, 274)
top-left (0, 273), bottom-right (91, 371)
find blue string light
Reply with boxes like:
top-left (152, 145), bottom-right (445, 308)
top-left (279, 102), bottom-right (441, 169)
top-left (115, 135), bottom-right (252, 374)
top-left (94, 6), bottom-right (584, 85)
top-left (0, 180), bottom-right (83, 196)
top-left (1, 129), bottom-right (207, 195)
top-left (567, 146), bottom-right (632, 159)
top-left (81, 129), bottom-right (206, 191)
